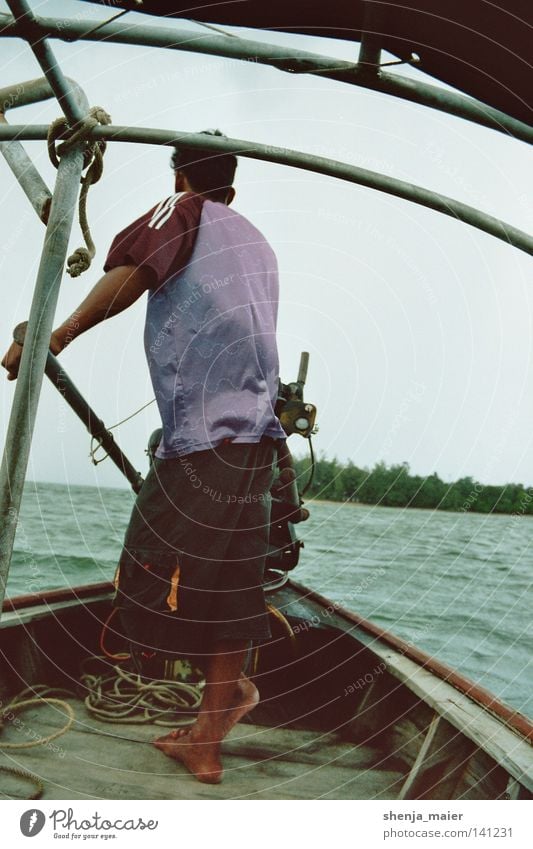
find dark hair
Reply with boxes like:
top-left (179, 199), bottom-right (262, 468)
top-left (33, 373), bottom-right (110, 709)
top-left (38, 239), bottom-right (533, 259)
top-left (171, 129), bottom-right (237, 202)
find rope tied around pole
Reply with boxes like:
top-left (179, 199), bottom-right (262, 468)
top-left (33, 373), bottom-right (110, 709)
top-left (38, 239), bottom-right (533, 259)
top-left (47, 106), bottom-right (112, 277)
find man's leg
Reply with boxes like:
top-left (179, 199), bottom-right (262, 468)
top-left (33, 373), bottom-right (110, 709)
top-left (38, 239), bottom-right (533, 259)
top-left (154, 639), bottom-right (252, 783)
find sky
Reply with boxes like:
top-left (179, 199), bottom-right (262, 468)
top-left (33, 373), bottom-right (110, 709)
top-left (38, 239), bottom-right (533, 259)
top-left (1, 0), bottom-right (532, 490)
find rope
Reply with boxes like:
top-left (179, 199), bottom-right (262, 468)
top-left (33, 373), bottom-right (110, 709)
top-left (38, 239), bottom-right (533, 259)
top-left (0, 694), bottom-right (75, 749)
top-left (189, 18), bottom-right (241, 38)
top-left (301, 434), bottom-right (316, 496)
top-left (99, 608), bottom-right (130, 661)
top-left (47, 106), bottom-right (112, 278)
top-left (252, 604), bottom-right (297, 674)
top-left (80, 664), bottom-right (203, 726)
top-left (89, 397), bottom-right (156, 466)
top-left (0, 766), bottom-right (43, 800)
top-left (0, 688), bottom-right (75, 800)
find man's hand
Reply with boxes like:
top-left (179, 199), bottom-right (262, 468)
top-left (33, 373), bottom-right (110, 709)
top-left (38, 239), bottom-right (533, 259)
top-left (1, 328), bottom-right (65, 381)
top-left (1, 341), bottom-right (23, 381)
top-left (1, 265), bottom-right (152, 381)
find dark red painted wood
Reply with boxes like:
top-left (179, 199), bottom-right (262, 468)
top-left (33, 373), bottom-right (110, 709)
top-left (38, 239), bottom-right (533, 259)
top-left (2, 581), bottom-right (114, 612)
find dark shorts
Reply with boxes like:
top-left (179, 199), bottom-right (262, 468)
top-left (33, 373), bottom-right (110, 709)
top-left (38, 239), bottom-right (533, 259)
top-left (113, 437), bottom-right (277, 658)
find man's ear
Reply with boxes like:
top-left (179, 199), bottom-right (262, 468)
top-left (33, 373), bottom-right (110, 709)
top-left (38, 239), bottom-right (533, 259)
top-left (174, 171), bottom-right (187, 192)
top-left (225, 187), bottom-right (236, 206)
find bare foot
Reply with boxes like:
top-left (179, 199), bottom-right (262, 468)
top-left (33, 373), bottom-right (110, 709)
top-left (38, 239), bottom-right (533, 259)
top-left (153, 733), bottom-right (223, 784)
top-left (170, 673), bottom-right (259, 741)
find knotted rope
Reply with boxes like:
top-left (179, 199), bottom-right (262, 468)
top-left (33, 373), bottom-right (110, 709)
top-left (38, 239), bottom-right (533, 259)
top-left (47, 106), bottom-right (112, 277)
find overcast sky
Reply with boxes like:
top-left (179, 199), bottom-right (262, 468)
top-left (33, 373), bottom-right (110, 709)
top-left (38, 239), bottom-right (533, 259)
top-left (1, 0), bottom-right (532, 490)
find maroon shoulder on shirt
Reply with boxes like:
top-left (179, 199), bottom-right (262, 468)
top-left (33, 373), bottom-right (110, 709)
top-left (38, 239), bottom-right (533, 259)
top-left (104, 192), bottom-right (205, 287)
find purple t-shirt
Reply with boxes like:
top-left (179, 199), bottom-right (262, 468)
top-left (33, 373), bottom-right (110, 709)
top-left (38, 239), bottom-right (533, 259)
top-left (105, 192), bottom-right (285, 457)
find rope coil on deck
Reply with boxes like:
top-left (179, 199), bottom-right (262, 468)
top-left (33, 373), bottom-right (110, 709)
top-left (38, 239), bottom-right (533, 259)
top-left (80, 662), bottom-right (204, 726)
top-left (47, 106), bottom-right (111, 277)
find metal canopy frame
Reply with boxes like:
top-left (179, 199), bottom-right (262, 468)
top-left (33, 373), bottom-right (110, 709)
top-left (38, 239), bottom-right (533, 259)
top-left (0, 0), bottom-right (531, 612)
top-left (1, 8), bottom-right (532, 145)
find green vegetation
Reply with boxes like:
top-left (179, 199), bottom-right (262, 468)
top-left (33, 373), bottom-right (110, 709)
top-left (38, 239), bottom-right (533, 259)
top-left (292, 456), bottom-right (533, 515)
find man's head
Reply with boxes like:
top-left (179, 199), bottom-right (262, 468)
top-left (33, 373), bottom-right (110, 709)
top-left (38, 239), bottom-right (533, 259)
top-left (171, 129), bottom-right (237, 205)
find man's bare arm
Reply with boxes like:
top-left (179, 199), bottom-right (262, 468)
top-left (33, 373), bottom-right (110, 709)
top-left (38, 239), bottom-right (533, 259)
top-left (1, 264), bottom-right (153, 380)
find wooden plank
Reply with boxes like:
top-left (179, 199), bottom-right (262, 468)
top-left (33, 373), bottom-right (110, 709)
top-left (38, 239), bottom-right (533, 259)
top-left (0, 707), bottom-right (406, 800)
top-left (376, 649), bottom-right (533, 792)
top-left (397, 714), bottom-right (441, 800)
top-left (504, 776), bottom-right (521, 800)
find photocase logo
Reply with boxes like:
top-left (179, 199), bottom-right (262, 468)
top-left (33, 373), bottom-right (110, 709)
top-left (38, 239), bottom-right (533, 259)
top-left (20, 809), bottom-right (46, 837)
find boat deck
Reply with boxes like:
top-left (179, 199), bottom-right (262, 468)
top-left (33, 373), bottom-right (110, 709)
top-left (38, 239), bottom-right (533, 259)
top-left (0, 699), bottom-right (406, 800)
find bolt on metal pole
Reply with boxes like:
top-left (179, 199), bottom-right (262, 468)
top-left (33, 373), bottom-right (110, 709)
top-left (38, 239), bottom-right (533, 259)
top-left (0, 142), bottom-right (84, 615)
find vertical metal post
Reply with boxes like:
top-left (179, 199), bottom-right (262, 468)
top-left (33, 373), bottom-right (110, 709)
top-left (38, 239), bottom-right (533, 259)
top-left (0, 143), bottom-right (84, 614)
top-left (358, 1), bottom-right (383, 71)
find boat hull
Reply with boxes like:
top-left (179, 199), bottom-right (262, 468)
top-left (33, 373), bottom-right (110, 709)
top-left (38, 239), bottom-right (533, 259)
top-left (0, 580), bottom-right (531, 800)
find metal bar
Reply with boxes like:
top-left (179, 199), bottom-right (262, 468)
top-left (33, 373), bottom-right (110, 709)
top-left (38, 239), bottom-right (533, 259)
top-left (0, 76), bottom-right (89, 222)
top-left (44, 351), bottom-right (144, 494)
top-left (358, 0), bottom-right (383, 70)
top-left (297, 352), bottom-right (309, 386)
top-left (0, 74), bottom-right (141, 494)
top-left (0, 75), bottom-right (89, 114)
top-left (0, 143), bottom-right (84, 616)
top-left (0, 124), bottom-right (48, 141)
top-left (0, 122), bottom-right (530, 255)
top-left (5, 1), bottom-right (85, 126)
top-left (358, 35), bottom-right (381, 70)
top-left (99, 128), bottom-right (533, 255)
top-left (0, 11), bottom-right (530, 144)
top-left (0, 114), bottom-right (51, 221)
top-left (10, 323), bottom-right (144, 492)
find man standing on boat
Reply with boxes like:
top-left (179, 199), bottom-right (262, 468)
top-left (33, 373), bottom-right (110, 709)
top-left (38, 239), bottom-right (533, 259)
top-left (2, 131), bottom-right (286, 784)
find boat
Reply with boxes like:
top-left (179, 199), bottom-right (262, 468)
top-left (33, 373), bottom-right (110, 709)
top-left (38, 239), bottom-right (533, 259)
top-left (1, 576), bottom-right (532, 800)
top-left (0, 0), bottom-right (532, 801)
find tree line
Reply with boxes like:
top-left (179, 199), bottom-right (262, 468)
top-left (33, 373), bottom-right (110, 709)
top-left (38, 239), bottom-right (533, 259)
top-left (292, 455), bottom-right (533, 515)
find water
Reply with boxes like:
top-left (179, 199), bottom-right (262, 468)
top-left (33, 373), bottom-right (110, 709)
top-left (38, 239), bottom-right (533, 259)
top-left (8, 482), bottom-right (533, 719)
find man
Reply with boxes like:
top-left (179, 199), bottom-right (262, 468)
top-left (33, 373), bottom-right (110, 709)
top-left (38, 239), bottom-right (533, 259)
top-left (2, 130), bottom-right (286, 784)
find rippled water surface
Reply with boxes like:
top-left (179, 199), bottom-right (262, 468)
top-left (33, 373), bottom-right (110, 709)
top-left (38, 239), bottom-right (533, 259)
top-left (8, 483), bottom-right (533, 718)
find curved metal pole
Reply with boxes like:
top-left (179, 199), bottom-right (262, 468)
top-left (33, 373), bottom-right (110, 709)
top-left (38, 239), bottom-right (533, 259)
top-left (0, 75), bottom-right (89, 115)
top-left (0, 142), bottom-right (84, 614)
top-left (0, 11), bottom-right (531, 145)
top-left (0, 122), bottom-right (530, 256)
